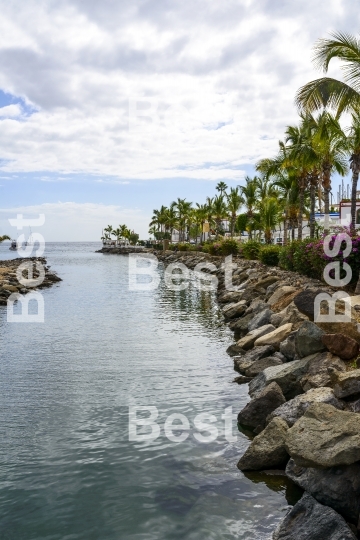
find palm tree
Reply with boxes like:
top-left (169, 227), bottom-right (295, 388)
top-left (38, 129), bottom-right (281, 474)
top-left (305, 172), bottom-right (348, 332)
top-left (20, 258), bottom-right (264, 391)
top-left (195, 203), bottom-right (208, 243)
top-left (0, 235), bottom-right (10, 243)
top-left (296, 32), bottom-right (360, 116)
top-left (216, 181), bottom-right (228, 196)
top-left (173, 198), bottom-right (192, 241)
top-left (104, 225), bottom-right (113, 239)
top-left (347, 113), bottom-right (360, 230)
top-left (226, 187), bottom-right (244, 237)
top-left (238, 177), bottom-right (258, 240)
top-left (212, 195), bottom-right (228, 237)
top-left (259, 198), bottom-right (279, 244)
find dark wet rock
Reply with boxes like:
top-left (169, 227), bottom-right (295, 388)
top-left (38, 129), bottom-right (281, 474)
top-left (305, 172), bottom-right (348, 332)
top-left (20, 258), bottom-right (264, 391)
top-left (272, 492), bottom-right (357, 540)
top-left (233, 375), bottom-right (252, 384)
top-left (222, 300), bottom-right (247, 319)
top-left (293, 289), bottom-right (329, 321)
top-left (234, 345), bottom-right (275, 374)
top-left (244, 356), bottom-right (284, 378)
top-left (279, 331), bottom-right (298, 360)
top-left (286, 458), bottom-right (360, 524)
top-left (285, 403), bottom-right (360, 468)
top-left (238, 382), bottom-right (286, 431)
top-left (229, 313), bottom-right (253, 335)
top-left (295, 321), bottom-right (326, 358)
top-left (226, 343), bottom-right (246, 357)
top-left (218, 290), bottom-right (244, 304)
top-left (322, 333), bottom-right (359, 361)
top-left (248, 308), bottom-right (273, 332)
top-left (300, 351), bottom-right (346, 391)
top-left (237, 418), bottom-right (289, 471)
top-left (267, 387), bottom-right (344, 427)
top-left (249, 354), bottom-right (316, 400)
top-left (245, 298), bottom-right (268, 316)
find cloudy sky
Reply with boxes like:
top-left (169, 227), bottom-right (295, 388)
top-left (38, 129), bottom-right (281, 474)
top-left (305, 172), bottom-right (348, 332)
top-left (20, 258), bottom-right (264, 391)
top-left (0, 0), bottom-right (359, 240)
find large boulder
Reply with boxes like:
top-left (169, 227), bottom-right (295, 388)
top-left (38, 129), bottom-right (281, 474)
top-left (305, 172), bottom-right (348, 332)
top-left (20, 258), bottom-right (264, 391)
top-left (254, 323), bottom-right (293, 349)
top-left (272, 492), bottom-right (357, 540)
top-left (236, 324), bottom-right (276, 350)
top-left (281, 303), bottom-right (309, 330)
top-left (285, 403), bottom-right (360, 468)
top-left (295, 321), bottom-right (326, 358)
top-left (229, 313), bottom-right (253, 334)
top-left (218, 290), bottom-right (244, 304)
top-left (293, 289), bottom-right (328, 321)
top-left (237, 418), bottom-right (289, 471)
top-left (300, 351), bottom-right (346, 392)
top-left (245, 298), bottom-right (268, 316)
top-left (249, 354), bottom-right (316, 400)
top-left (248, 308), bottom-right (273, 332)
top-left (322, 333), bottom-right (359, 361)
top-left (279, 331), bottom-right (297, 360)
top-left (267, 286), bottom-right (297, 308)
top-left (286, 458), bottom-right (360, 524)
top-left (234, 345), bottom-right (275, 374)
top-left (244, 356), bottom-right (284, 378)
top-left (267, 387), bottom-right (345, 427)
top-left (332, 369), bottom-right (360, 399)
top-left (238, 382), bottom-right (286, 431)
top-left (222, 300), bottom-right (247, 319)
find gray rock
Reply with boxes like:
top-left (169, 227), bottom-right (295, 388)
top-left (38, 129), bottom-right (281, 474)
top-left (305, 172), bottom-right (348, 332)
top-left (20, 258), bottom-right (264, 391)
top-left (270, 311), bottom-right (286, 328)
top-left (333, 369), bottom-right (360, 399)
top-left (249, 354), bottom-right (317, 400)
top-left (245, 298), bottom-right (268, 316)
top-left (238, 382), bottom-right (286, 431)
top-left (222, 300), bottom-right (247, 319)
top-left (218, 290), bottom-right (244, 304)
top-left (229, 313), bottom-right (253, 335)
top-left (286, 458), bottom-right (360, 524)
top-left (300, 352), bottom-right (346, 392)
top-left (237, 324), bottom-right (276, 350)
top-left (293, 289), bottom-right (329, 321)
top-left (226, 344), bottom-right (246, 357)
top-left (281, 303), bottom-right (309, 330)
top-left (234, 345), bottom-right (275, 373)
top-left (237, 418), bottom-right (289, 471)
top-left (273, 351), bottom-right (287, 362)
top-left (248, 308), bottom-right (273, 332)
top-left (254, 323), bottom-right (293, 349)
top-left (267, 387), bottom-right (345, 427)
top-left (244, 356), bottom-right (284, 378)
top-left (233, 375), bottom-right (252, 385)
top-left (279, 331), bottom-right (298, 360)
top-left (285, 403), bottom-right (360, 468)
top-left (295, 321), bottom-right (326, 358)
top-left (272, 492), bottom-right (357, 540)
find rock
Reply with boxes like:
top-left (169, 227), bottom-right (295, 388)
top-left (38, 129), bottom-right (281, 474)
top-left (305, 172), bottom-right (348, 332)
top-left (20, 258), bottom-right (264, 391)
top-left (234, 345), bottom-right (276, 373)
top-left (237, 418), bottom-right (289, 471)
top-left (249, 354), bottom-right (317, 400)
top-left (322, 333), bottom-right (359, 361)
top-left (245, 299), bottom-right (268, 316)
top-left (285, 403), bottom-right (360, 468)
top-left (273, 351), bottom-right (287, 362)
top-left (271, 292), bottom-right (300, 313)
top-left (300, 352), bottom-right (346, 392)
top-left (286, 458), bottom-right (360, 524)
top-left (272, 492), bottom-right (357, 540)
top-left (2, 284), bottom-right (18, 292)
top-left (248, 308), bottom-right (273, 332)
top-left (317, 320), bottom-right (360, 346)
top-left (293, 289), bottom-right (328, 321)
top-left (254, 323), bottom-right (293, 349)
top-left (270, 309), bottom-right (287, 328)
top-left (254, 276), bottom-right (278, 289)
top-left (244, 356), bottom-right (284, 377)
top-left (226, 343), bottom-right (246, 357)
top-left (279, 331), bottom-right (298, 360)
top-left (229, 313), bottom-right (253, 334)
top-left (267, 286), bottom-right (297, 308)
top-left (267, 387), bottom-right (345, 427)
top-left (222, 300), bottom-right (247, 319)
top-left (233, 375), bottom-right (252, 384)
top-left (281, 303), bottom-right (309, 330)
top-left (236, 324), bottom-right (276, 350)
top-left (238, 382), bottom-right (286, 431)
top-left (295, 321), bottom-right (326, 358)
top-left (332, 369), bottom-right (360, 399)
top-left (347, 397), bottom-right (360, 413)
top-left (218, 290), bottom-right (244, 304)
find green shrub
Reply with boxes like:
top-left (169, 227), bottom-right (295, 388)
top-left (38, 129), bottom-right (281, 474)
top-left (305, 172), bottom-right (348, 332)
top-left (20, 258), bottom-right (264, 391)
top-left (178, 243), bottom-right (189, 251)
top-left (208, 242), bottom-right (222, 256)
top-left (259, 245), bottom-right (281, 266)
top-left (242, 241), bottom-right (262, 260)
top-left (220, 238), bottom-right (240, 256)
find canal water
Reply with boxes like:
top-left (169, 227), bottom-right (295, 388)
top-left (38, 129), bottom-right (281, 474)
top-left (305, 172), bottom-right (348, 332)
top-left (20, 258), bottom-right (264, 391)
top-left (0, 242), bottom-right (295, 540)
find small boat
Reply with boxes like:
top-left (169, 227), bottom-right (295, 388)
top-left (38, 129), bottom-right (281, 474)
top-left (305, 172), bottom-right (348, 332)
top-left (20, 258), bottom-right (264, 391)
top-left (9, 240), bottom-right (17, 251)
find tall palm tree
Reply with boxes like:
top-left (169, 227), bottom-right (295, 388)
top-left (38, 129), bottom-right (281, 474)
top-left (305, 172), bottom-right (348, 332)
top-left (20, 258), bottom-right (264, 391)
top-left (216, 181), bottom-right (228, 196)
top-left (259, 198), bottom-right (279, 244)
top-left (347, 113), bottom-right (360, 230)
top-left (226, 187), bottom-right (244, 237)
top-left (173, 198), bottom-right (192, 241)
top-left (195, 203), bottom-right (208, 242)
top-left (296, 32), bottom-right (360, 116)
top-left (238, 177), bottom-right (258, 240)
top-left (212, 195), bottom-right (228, 237)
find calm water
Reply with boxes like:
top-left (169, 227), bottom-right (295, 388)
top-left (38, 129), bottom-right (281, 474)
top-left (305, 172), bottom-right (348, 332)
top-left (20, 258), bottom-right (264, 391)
top-left (0, 242), bottom-right (293, 540)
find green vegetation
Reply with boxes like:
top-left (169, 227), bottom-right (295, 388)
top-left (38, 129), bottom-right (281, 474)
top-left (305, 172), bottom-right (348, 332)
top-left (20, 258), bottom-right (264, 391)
top-left (0, 235), bottom-right (10, 243)
top-left (101, 224), bottom-right (139, 245)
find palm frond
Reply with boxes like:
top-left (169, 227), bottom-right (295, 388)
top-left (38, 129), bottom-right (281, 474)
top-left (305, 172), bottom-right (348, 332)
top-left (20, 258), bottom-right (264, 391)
top-left (296, 77), bottom-right (360, 115)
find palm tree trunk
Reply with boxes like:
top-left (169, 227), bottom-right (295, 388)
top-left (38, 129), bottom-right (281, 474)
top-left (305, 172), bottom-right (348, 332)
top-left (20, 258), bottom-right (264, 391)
top-left (298, 187), bottom-right (304, 240)
top-left (309, 183), bottom-right (316, 238)
top-left (291, 225), bottom-right (295, 241)
top-left (350, 155), bottom-right (360, 231)
top-left (283, 218), bottom-right (288, 246)
top-left (324, 187), bottom-right (330, 234)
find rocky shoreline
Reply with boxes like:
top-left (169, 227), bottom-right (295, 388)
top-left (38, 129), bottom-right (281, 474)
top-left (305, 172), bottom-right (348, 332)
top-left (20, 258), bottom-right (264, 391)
top-left (0, 257), bottom-right (62, 305)
top-left (99, 247), bottom-right (360, 539)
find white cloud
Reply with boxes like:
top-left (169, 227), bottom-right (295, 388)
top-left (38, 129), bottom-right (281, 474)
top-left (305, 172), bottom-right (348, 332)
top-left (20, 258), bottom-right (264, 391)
top-left (0, 104), bottom-right (21, 118)
top-left (0, 202), bottom-right (149, 241)
top-left (0, 0), bottom-right (358, 181)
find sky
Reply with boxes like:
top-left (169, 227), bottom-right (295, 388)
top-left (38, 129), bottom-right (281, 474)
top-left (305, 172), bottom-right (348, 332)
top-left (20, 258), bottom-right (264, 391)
top-left (0, 0), bottom-right (359, 241)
